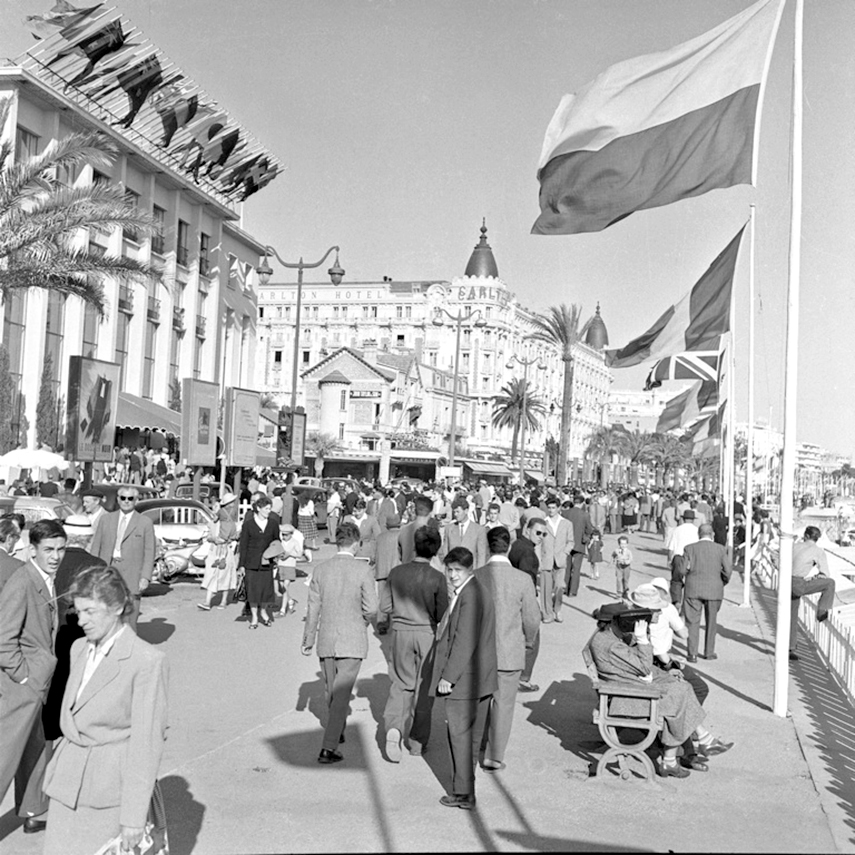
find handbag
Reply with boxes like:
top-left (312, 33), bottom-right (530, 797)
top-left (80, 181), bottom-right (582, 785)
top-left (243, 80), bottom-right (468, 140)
top-left (233, 575), bottom-right (247, 603)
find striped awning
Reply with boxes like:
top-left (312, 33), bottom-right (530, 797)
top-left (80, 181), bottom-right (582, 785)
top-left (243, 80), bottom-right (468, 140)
top-left (462, 461), bottom-right (512, 477)
top-left (116, 392), bottom-right (181, 435)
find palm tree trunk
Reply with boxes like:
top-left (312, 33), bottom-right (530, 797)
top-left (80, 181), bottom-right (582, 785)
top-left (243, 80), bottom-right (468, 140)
top-left (511, 423), bottom-right (519, 460)
top-left (557, 354), bottom-right (574, 484)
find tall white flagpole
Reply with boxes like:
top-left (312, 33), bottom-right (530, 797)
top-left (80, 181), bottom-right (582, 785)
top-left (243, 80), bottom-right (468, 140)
top-left (774, 0), bottom-right (802, 718)
top-left (727, 329), bottom-right (736, 560)
top-left (743, 203), bottom-right (757, 607)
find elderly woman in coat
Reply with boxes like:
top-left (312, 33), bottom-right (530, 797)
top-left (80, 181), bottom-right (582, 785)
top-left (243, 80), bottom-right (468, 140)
top-left (588, 585), bottom-right (732, 779)
top-left (43, 564), bottom-right (168, 855)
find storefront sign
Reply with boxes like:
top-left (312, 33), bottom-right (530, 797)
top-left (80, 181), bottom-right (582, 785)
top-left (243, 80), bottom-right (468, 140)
top-left (224, 387), bottom-right (259, 467)
top-left (350, 390), bottom-right (382, 399)
top-left (182, 379), bottom-right (219, 466)
top-left (66, 356), bottom-right (120, 462)
top-left (291, 412), bottom-right (307, 468)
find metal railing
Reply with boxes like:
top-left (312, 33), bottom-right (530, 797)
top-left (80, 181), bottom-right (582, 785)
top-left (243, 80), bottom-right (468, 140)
top-left (118, 285), bottom-right (134, 314)
top-left (172, 307), bottom-right (185, 333)
top-left (147, 296), bottom-right (161, 322)
top-left (195, 315), bottom-right (206, 338)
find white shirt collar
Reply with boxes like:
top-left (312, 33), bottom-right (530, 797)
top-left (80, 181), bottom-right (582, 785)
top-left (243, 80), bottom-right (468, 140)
top-left (489, 555), bottom-right (511, 565)
top-left (30, 561), bottom-right (55, 596)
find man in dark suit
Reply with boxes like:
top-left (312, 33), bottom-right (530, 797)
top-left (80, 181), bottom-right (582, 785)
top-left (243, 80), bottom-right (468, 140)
top-left (430, 546), bottom-right (498, 810)
top-left (302, 522), bottom-right (378, 764)
top-left (508, 516), bottom-right (546, 692)
top-left (380, 526), bottom-right (448, 760)
top-left (398, 494), bottom-right (440, 564)
top-left (682, 524), bottom-right (733, 662)
top-left (90, 484), bottom-right (156, 629)
top-left (563, 494), bottom-right (594, 597)
top-left (0, 519), bottom-right (66, 834)
top-left (476, 527), bottom-right (540, 771)
top-left (0, 517), bottom-right (23, 593)
top-left (45, 515), bottom-right (106, 742)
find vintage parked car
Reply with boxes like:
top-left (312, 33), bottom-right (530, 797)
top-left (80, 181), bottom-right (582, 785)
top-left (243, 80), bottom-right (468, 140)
top-left (0, 496), bottom-right (78, 525)
top-left (136, 498), bottom-right (216, 577)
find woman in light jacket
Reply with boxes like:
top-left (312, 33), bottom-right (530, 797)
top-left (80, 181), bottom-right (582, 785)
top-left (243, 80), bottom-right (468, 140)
top-left (43, 565), bottom-right (169, 855)
top-left (197, 492), bottom-right (239, 610)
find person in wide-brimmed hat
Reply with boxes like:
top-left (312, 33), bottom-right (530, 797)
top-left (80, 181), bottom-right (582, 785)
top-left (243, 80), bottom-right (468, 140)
top-left (588, 588), bottom-right (733, 779)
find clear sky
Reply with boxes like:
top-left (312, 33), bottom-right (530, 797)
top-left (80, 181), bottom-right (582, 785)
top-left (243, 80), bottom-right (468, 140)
top-left (4, 1), bottom-right (854, 458)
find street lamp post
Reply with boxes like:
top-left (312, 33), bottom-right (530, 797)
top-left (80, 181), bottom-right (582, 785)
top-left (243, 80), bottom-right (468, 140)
top-left (257, 246), bottom-right (344, 414)
top-left (432, 306), bottom-right (486, 473)
top-left (507, 350), bottom-right (545, 488)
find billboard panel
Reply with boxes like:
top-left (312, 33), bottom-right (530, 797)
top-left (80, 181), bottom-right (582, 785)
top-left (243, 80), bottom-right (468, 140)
top-left (182, 379), bottom-right (219, 466)
top-left (224, 387), bottom-right (259, 467)
top-left (291, 411), bottom-right (307, 470)
top-left (66, 356), bottom-right (121, 462)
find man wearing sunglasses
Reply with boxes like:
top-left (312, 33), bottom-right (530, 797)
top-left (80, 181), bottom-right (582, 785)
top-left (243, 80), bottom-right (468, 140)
top-left (508, 517), bottom-right (546, 693)
top-left (90, 485), bottom-right (156, 630)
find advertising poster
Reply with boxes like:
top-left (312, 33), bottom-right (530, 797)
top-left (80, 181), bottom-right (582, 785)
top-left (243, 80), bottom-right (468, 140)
top-left (66, 356), bottom-right (121, 462)
top-left (182, 379), bottom-right (219, 466)
top-left (291, 411), bottom-right (307, 469)
top-left (224, 387), bottom-right (259, 467)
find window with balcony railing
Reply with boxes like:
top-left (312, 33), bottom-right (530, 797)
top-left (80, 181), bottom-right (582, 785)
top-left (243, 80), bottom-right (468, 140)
top-left (177, 220), bottom-right (189, 267)
top-left (118, 286), bottom-right (134, 314)
top-left (199, 232), bottom-right (210, 276)
top-left (147, 296), bottom-right (161, 323)
top-left (195, 314), bottom-right (206, 338)
top-left (172, 306), bottom-right (185, 332)
top-left (124, 189), bottom-right (141, 243)
top-left (152, 206), bottom-right (166, 254)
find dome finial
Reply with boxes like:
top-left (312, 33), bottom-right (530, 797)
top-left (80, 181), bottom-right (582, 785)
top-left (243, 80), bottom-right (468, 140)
top-left (464, 220), bottom-right (499, 278)
top-left (585, 302), bottom-right (609, 350)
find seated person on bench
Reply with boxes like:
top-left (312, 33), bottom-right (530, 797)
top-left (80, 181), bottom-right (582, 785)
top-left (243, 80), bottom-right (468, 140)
top-left (589, 585), bottom-right (733, 779)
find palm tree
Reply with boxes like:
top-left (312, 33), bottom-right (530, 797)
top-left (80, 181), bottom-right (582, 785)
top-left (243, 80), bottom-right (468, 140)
top-left (530, 303), bottom-right (590, 484)
top-left (647, 432), bottom-right (691, 487)
top-left (490, 378), bottom-right (547, 459)
top-left (614, 428), bottom-right (656, 485)
top-left (0, 97), bottom-right (160, 314)
top-left (305, 432), bottom-right (342, 477)
top-left (586, 426), bottom-right (627, 485)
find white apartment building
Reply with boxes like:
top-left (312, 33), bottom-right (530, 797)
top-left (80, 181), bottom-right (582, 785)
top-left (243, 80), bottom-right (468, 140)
top-left (0, 5), bottom-right (277, 448)
top-left (257, 223), bottom-right (612, 473)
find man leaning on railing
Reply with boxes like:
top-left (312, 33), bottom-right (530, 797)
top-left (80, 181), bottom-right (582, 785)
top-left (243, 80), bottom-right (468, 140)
top-left (789, 525), bottom-right (836, 662)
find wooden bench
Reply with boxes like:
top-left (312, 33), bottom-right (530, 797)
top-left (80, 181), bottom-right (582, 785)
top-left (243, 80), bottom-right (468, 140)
top-left (582, 642), bottom-right (662, 781)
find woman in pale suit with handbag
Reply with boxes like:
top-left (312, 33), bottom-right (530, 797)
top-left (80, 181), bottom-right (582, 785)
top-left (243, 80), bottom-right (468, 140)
top-left (197, 492), bottom-right (238, 610)
top-left (43, 564), bottom-right (169, 855)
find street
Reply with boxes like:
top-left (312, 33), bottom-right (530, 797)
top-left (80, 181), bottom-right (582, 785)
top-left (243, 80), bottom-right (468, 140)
top-left (1, 528), bottom-right (849, 854)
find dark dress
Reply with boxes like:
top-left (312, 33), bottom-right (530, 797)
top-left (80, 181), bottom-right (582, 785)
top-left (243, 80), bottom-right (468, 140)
top-left (238, 514), bottom-right (278, 605)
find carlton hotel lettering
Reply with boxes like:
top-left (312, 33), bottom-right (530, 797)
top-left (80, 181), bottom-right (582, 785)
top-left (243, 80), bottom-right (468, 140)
top-left (270, 283), bottom-right (510, 305)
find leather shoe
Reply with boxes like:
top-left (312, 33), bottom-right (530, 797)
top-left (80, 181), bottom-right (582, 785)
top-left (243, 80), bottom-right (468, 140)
top-left (680, 755), bottom-right (709, 772)
top-left (697, 737), bottom-right (733, 758)
top-left (518, 681), bottom-right (539, 692)
top-left (658, 760), bottom-right (690, 779)
top-left (686, 655), bottom-right (698, 663)
top-left (440, 794), bottom-right (476, 810)
top-left (480, 760), bottom-right (506, 772)
top-left (554, 613), bottom-right (564, 623)
top-left (23, 817), bottom-right (47, 834)
top-left (317, 749), bottom-right (343, 764)
top-left (817, 609), bottom-right (829, 623)
top-left (705, 653), bottom-right (718, 661)
top-left (386, 728), bottom-right (402, 763)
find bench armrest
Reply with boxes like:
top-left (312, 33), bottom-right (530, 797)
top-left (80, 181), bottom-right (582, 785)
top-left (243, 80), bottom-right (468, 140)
top-left (597, 681), bottom-right (662, 700)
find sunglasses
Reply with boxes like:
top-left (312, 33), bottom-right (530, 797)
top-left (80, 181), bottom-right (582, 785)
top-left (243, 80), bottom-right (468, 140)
top-left (532, 529), bottom-right (547, 537)
top-left (118, 495), bottom-right (137, 502)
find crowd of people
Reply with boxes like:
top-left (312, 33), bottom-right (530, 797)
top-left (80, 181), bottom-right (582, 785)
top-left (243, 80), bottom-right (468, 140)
top-left (0, 465), bottom-right (836, 845)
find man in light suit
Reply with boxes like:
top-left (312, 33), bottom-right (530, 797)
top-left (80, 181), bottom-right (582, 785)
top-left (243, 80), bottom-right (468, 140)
top-left (90, 485), bottom-right (156, 630)
top-left (0, 519), bottom-right (66, 834)
top-left (540, 497), bottom-right (574, 623)
top-left (431, 546), bottom-right (498, 810)
top-left (440, 498), bottom-right (488, 570)
top-left (682, 524), bottom-right (733, 663)
top-left (302, 522), bottom-right (378, 764)
top-left (0, 517), bottom-right (23, 593)
top-left (476, 527), bottom-right (540, 771)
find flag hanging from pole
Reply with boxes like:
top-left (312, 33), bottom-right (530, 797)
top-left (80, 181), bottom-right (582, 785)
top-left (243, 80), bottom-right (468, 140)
top-left (644, 347), bottom-right (721, 390)
top-left (532, 0), bottom-right (783, 235)
top-left (606, 227), bottom-right (744, 369)
top-left (656, 379), bottom-right (718, 433)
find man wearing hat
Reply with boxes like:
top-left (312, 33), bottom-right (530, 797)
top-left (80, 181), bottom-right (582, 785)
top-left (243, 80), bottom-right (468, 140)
top-left (665, 510), bottom-right (700, 608)
top-left (80, 488), bottom-right (106, 535)
top-left (682, 524), bottom-right (732, 662)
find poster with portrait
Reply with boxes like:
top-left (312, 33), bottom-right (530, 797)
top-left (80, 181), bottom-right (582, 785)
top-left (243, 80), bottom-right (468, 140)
top-left (224, 386), bottom-right (259, 467)
top-left (66, 356), bottom-right (121, 462)
top-left (181, 379), bottom-right (219, 466)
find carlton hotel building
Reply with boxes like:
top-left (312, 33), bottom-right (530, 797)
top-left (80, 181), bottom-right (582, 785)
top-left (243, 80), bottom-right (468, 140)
top-left (257, 224), bottom-right (613, 482)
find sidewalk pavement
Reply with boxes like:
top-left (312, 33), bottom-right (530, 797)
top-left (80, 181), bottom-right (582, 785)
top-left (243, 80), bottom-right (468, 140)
top-left (2, 529), bottom-right (855, 853)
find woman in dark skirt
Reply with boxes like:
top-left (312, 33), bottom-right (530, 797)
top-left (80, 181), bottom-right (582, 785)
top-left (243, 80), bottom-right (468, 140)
top-left (621, 492), bottom-right (639, 533)
top-left (237, 494), bottom-right (278, 628)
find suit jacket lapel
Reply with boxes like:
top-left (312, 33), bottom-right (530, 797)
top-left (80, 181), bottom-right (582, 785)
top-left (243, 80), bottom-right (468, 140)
top-left (73, 626), bottom-right (133, 711)
top-left (24, 561), bottom-right (56, 635)
top-left (121, 511), bottom-right (139, 543)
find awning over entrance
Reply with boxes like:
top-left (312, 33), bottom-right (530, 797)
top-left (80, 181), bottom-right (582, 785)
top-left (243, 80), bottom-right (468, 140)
top-left (256, 444), bottom-right (276, 466)
top-left (389, 449), bottom-right (440, 463)
top-left (525, 469), bottom-right (545, 483)
top-left (116, 392), bottom-right (181, 435)
top-left (462, 460), bottom-right (512, 477)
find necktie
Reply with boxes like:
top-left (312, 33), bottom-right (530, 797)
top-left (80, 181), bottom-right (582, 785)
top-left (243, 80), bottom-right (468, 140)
top-left (114, 513), bottom-right (130, 559)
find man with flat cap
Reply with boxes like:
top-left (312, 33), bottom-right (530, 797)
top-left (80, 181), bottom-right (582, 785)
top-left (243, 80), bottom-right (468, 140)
top-left (665, 510), bottom-right (700, 608)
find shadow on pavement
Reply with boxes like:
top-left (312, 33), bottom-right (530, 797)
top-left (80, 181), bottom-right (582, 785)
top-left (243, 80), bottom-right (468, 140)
top-left (295, 671), bottom-right (327, 726)
top-left (755, 585), bottom-right (855, 846)
top-left (355, 672), bottom-right (391, 754)
top-left (0, 808), bottom-right (22, 843)
top-left (160, 775), bottom-right (205, 855)
top-left (138, 617), bottom-right (175, 645)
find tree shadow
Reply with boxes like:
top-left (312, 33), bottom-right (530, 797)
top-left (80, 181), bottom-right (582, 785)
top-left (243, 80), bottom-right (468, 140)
top-left (137, 617), bottom-right (175, 645)
top-left (159, 775), bottom-right (205, 855)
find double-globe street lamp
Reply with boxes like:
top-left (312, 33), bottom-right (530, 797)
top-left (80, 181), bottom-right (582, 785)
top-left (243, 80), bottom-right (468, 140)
top-left (257, 246), bottom-right (344, 415)
top-left (507, 350), bottom-right (545, 487)
top-left (432, 306), bottom-right (486, 472)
